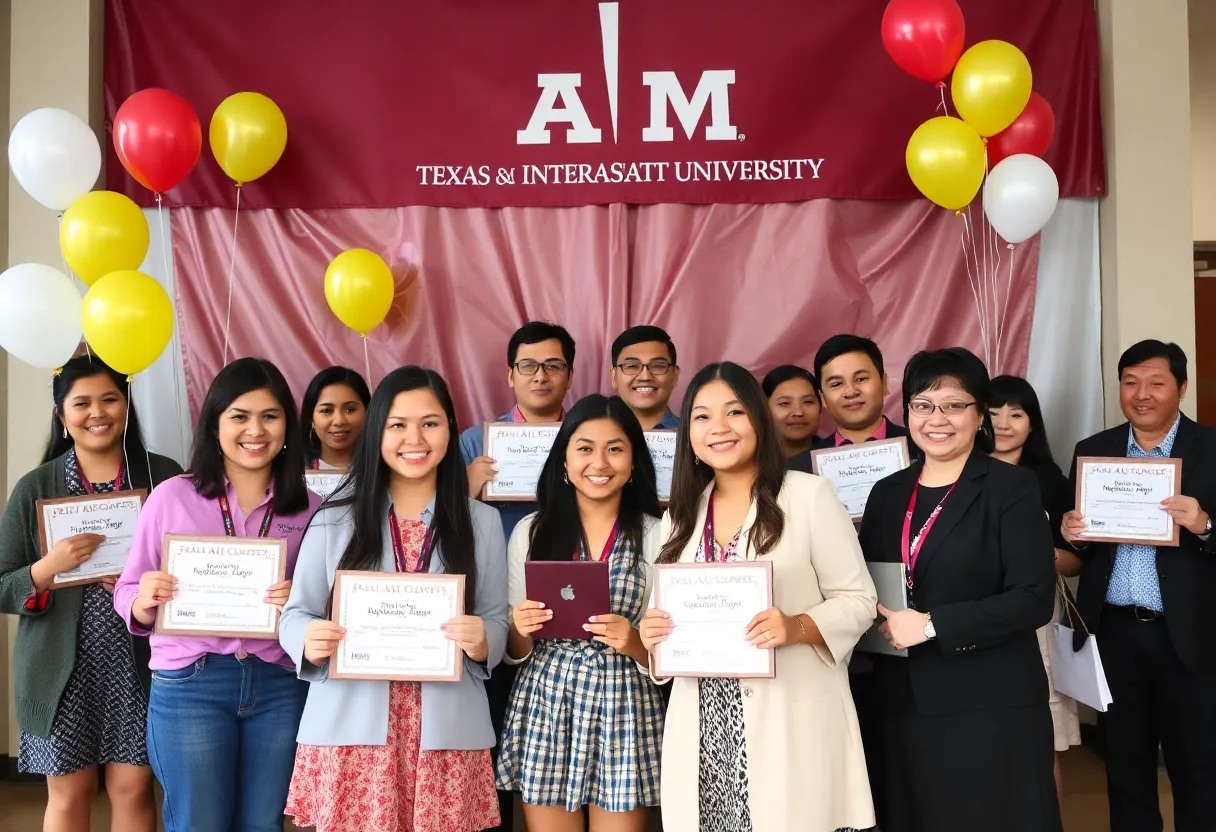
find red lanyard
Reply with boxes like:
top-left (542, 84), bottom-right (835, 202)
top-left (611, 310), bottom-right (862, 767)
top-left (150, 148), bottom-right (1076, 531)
top-left (577, 520), bottom-right (619, 562)
top-left (217, 494), bottom-right (276, 538)
top-left (702, 496), bottom-right (734, 563)
top-left (900, 480), bottom-right (955, 589)
top-left (388, 509), bottom-right (435, 573)
top-left (81, 461), bottom-right (124, 494)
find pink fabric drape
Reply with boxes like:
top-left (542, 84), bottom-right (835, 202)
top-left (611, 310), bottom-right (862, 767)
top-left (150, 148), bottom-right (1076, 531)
top-left (172, 202), bottom-right (1038, 432)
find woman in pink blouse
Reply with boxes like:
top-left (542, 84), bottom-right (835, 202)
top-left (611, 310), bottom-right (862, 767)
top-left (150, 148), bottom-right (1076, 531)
top-left (113, 358), bottom-right (321, 832)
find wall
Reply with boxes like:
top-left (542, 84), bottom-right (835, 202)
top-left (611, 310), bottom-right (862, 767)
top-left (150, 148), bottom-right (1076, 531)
top-left (1194, 0), bottom-right (1216, 243)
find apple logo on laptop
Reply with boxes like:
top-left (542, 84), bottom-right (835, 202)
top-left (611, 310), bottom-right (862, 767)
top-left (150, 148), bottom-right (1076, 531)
top-left (560, 585), bottom-right (576, 601)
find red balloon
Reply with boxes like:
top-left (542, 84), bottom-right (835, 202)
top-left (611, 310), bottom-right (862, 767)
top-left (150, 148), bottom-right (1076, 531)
top-left (113, 89), bottom-right (201, 194)
top-left (987, 93), bottom-right (1056, 167)
top-left (881, 0), bottom-right (966, 83)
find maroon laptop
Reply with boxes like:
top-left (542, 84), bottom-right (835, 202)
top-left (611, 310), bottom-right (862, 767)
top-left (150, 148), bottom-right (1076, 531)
top-left (524, 561), bottom-right (611, 640)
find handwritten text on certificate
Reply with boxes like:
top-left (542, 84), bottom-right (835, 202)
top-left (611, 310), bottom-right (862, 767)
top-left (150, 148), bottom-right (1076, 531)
top-left (305, 471), bottom-right (346, 499)
top-left (811, 437), bottom-right (910, 519)
top-left (483, 423), bottom-right (561, 500)
top-left (158, 536), bottom-right (287, 637)
top-left (1077, 457), bottom-right (1181, 546)
top-left (38, 491), bottom-right (146, 586)
top-left (645, 430), bottom-right (677, 503)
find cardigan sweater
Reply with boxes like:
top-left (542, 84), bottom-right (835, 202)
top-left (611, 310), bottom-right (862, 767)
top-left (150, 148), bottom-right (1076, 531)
top-left (0, 451), bottom-right (182, 737)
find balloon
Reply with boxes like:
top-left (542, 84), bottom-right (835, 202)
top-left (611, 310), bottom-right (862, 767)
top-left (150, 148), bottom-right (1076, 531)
top-left (324, 249), bottom-right (395, 336)
top-left (880, 0), bottom-right (966, 82)
top-left (8, 108), bottom-right (101, 211)
top-left (81, 270), bottom-right (174, 376)
top-left (987, 92), bottom-right (1056, 167)
top-left (950, 40), bottom-right (1033, 137)
top-left (209, 92), bottom-right (287, 185)
top-left (60, 191), bottom-right (151, 286)
top-left (114, 89), bottom-right (202, 193)
top-left (905, 116), bottom-right (986, 211)
top-left (983, 154), bottom-right (1060, 244)
top-left (0, 264), bottom-right (83, 369)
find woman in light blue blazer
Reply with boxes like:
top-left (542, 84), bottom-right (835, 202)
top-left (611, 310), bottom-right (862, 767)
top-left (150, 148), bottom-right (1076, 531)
top-left (280, 366), bottom-right (508, 832)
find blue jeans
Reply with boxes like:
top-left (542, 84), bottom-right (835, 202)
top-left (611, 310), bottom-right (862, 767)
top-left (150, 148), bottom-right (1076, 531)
top-left (146, 654), bottom-right (307, 832)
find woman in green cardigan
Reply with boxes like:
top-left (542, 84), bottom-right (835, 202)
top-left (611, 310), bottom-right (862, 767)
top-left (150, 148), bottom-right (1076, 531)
top-left (0, 355), bottom-right (181, 832)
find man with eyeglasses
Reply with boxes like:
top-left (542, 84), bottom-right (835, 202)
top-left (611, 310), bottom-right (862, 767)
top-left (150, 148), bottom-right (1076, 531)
top-left (609, 325), bottom-right (681, 430)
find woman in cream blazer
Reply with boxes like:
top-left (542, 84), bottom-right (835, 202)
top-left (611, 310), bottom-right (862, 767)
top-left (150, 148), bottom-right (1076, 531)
top-left (640, 362), bottom-right (877, 832)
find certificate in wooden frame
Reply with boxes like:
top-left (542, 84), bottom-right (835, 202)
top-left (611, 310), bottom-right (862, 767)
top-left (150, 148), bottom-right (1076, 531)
top-left (809, 437), bottom-right (911, 520)
top-left (1075, 456), bottom-right (1182, 547)
top-left (329, 570), bottom-right (466, 683)
top-left (652, 560), bottom-right (775, 679)
top-left (36, 489), bottom-right (148, 588)
top-left (481, 421), bottom-right (561, 502)
top-left (155, 534), bottom-right (288, 639)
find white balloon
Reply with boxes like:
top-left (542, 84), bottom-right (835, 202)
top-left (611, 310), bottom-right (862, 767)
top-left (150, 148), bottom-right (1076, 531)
top-left (0, 264), bottom-right (83, 369)
top-left (983, 154), bottom-right (1060, 245)
top-left (8, 108), bottom-right (102, 211)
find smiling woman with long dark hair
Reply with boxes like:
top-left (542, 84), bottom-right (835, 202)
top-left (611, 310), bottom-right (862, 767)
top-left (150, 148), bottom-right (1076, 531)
top-left (639, 362), bottom-right (877, 832)
top-left (280, 366), bottom-right (508, 832)
top-left (496, 394), bottom-right (664, 831)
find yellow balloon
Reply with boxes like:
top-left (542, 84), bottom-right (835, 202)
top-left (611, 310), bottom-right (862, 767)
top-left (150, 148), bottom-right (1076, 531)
top-left (950, 40), bottom-right (1033, 137)
top-left (60, 191), bottom-right (150, 286)
top-left (905, 116), bottom-right (986, 211)
top-left (209, 92), bottom-right (287, 185)
top-left (81, 270), bottom-right (174, 376)
top-left (324, 249), bottom-right (395, 336)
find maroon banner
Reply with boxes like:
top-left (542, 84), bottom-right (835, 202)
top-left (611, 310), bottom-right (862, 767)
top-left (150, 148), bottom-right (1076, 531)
top-left (104, 0), bottom-right (1104, 210)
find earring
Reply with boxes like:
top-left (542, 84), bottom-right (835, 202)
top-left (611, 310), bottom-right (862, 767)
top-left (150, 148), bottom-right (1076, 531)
top-left (62, 424), bottom-right (67, 439)
top-left (563, 471), bottom-right (569, 484)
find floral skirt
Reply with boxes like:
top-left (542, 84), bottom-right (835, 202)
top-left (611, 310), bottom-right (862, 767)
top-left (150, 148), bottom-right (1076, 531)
top-left (285, 682), bottom-right (500, 832)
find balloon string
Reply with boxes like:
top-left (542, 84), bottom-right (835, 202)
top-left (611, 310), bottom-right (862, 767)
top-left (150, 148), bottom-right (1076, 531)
top-left (962, 208), bottom-right (990, 368)
top-left (959, 214), bottom-right (991, 369)
top-left (57, 211), bottom-right (91, 361)
top-left (935, 82), bottom-right (950, 116)
top-left (156, 193), bottom-right (188, 463)
top-left (222, 186), bottom-right (243, 366)
top-left (995, 244), bottom-right (1016, 376)
top-left (363, 336), bottom-right (372, 386)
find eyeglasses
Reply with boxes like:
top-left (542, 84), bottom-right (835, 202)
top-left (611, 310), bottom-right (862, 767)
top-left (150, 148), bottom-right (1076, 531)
top-left (616, 359), bottom-right (673, 377)
top-left (513, 360), bottom-right (569, 376)
top-left (908, 400), bottom-right (976, 417)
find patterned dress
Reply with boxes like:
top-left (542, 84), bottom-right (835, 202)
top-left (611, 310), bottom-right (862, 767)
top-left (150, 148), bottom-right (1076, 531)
top-left (496, 531), bottom-right (663, 811)
top-left (286, 518), bottom-right (500, 832)
top-left (19, 450), bottom-right (149, 776)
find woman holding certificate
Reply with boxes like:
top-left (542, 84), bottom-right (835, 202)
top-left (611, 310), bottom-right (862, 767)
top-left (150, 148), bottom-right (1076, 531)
top-left (113, 358), bottom-right (321, 832)
top-left (301, 365), bottom-right (371, 471)
top-left (0, 355), bottom-right (181, 832)
top-left (858, 349), bottom-right (1060, 832)
top-left (280, 366), bottom-right (508, 832)
top-left (496, 394), bottom-right (665, 830)
top-left (638, 362), bottom-right (877, 832)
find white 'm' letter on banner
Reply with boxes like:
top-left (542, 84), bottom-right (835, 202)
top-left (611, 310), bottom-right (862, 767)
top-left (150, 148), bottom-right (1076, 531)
top-left (641, 70), bottom-right (737, 142)
top-left (517, 74), bottom-right (603, 145)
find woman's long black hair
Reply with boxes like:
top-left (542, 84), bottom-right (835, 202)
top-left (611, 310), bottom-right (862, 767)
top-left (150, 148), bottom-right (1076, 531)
top-left (42, 355), bottom-right (149, 465)
top-left (300, 366), bottom-right (371, 465)
top-left (330, 366), bottom-right (477, 609)
top-left (529, 395), bottom-right (662, 568)
top-left (658, 362), bottom-right (787, 564)
top-left (989, 375), bottom-right (1055, 467)
top-left (189, 357), bottom-right (310, 516)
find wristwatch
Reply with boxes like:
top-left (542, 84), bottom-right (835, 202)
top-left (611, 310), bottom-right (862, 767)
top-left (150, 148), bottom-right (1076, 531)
top-left (1205, 515), bottom-right (1212, 536)
top-left (923, 613), bottom-right (936, 641)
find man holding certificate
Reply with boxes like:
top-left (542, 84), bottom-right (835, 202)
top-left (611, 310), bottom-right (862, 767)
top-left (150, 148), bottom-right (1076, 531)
top-left (1060, 341), bottom-right (1216, 832)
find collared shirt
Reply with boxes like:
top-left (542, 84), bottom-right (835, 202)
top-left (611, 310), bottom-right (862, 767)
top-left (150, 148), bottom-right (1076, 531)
top-left (834, 415), bottom-right (890, 446)
top-left (1105, 412), bottom-right (1182, 611)
top-left (653, 409), bottom-right (680, 430)
top-left (113, 474), bottom-right (322, 670)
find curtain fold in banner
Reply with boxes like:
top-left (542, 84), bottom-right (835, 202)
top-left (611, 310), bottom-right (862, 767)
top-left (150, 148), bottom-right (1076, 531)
top-left (105, 0), bottom-right (1103, 209)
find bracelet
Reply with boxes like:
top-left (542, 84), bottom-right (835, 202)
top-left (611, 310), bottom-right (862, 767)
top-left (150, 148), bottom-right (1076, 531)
top-left (794, 615), bottom-right (806, 644)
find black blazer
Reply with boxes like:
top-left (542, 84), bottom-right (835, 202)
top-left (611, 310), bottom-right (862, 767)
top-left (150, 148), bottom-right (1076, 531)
top-left (1063, 415), bottom-right (1216, 673)
top-left (858, 447), bottom-right (1056, 715)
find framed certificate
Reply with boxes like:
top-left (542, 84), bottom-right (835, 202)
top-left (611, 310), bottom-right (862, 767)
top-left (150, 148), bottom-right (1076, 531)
top-left (652, 561), bottom-right (775, 679)
top-left (36, 490), bottom-right (147, 587)
top-left (305, 470), bottom-right (347, 499)
top-left (810, 437), bottom-right (910, 520)
top-left (330, 570), bottom-right (465, 682)
top-left (1076, 456), bottom-right (1182, 546)
top-left (156, 534), bottom-right (288, 638)
top-left (644, 430), bottom-right (677, 504)
top-left (482, 422), bottom-right (561, 501)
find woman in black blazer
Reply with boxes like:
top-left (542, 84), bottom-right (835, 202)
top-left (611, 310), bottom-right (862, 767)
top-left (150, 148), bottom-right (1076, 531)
top-left (858, 348), bottom-right (1060, 832)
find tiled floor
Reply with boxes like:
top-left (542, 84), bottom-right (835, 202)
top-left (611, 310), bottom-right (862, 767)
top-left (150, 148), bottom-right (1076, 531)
top-left (0, 747), bottom-right (1174, 831)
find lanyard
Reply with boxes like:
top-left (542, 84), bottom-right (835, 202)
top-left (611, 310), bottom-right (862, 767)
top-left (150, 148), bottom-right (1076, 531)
top-left (577, 519), bottom-right (619, 562)
top-left (80, 461), bottom-right (124, 494)
top-left (388, 509), bottom-right (435, 574)
top-left (217, 493), bottom-right (276, 538)
top-left (702, 496), bottom-right (735, 563)
top-left (900, 480), bottom-right (955, 590)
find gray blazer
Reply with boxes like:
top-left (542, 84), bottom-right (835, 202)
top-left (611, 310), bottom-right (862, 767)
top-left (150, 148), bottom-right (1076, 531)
top-left (279, 496), bottom-right (508, 750)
